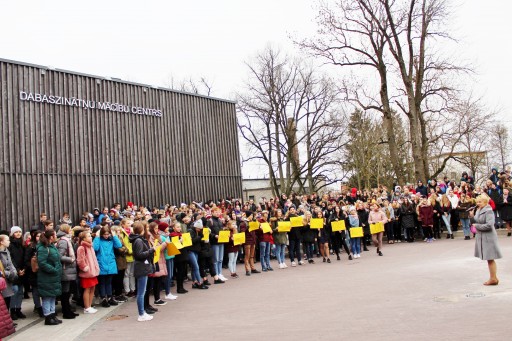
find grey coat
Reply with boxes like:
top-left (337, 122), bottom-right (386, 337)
top-left (472, 205), bottom-right (502, 260)
top-left (0, 249), bottom-right (18, 297)
top-left (56, 232), bottom-right (77, 281)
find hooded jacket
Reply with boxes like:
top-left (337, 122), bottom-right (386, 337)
top-left (0, 249), bottom-right (18, 297)
top-left (7, 237), bottom-right (24, 285)
top-left (93, 235), bottom-right (122, 275)
top-left (36, 242), bottom-right (62, 297)
top-left (56, 231), bottom-right (77, 281)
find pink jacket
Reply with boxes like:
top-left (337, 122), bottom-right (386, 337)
top-left (76, 241), bottom-right (100, 278)
top-left (368, 210), bottom-right (388, 224)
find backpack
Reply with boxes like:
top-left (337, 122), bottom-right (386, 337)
top-left (31, 248), bottom-right (49, 273)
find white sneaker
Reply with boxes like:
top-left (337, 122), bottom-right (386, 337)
top-left (298, 261), bottom-right (304, 265)
top-left (84, 307), bottom-right (97, 314)
top-left (282, 263), bottom-right (288, 268)
top-left (138, 313), bottom-right (153, 322)
top-left (165, 293), bottom-right (178, 300)
top-left (219, 274), bottom-right (228, 281)
top-left (291, 261), bottom-right (296, 267)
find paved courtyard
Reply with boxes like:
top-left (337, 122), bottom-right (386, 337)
top-left (9, 235), bottom-right (512, 341)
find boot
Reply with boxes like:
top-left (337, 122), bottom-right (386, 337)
top-left (363, 246), bottom-right (369, 252)
top-left (10, 308), bottom-right (18, 320)
top-left (446, 234), bottom-right (450, 239)
top-left (51, 313), bottom-right (62, 324)
top-left (450, 234), bottom-right (454, 239)
top-left (16, 308), bottom-right (27, 319)
top-left (34, 306), bottom-right (44, 318)
top-left (61, 292), bottom-right (75, 319)
top-left (45, 315), bottom-right (59, 326)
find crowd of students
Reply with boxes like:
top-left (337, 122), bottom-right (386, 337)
top-left (1, 169), bottom-right (511, 332)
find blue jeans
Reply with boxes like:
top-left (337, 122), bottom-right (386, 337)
top-left (304, 242), bottom-right (314, 260)
top-left (188, 251), bottom-right (201, 282)
top-left (10, 284), bottom-right (23, 309)
top-left (275, 244), bottom-right (286, 264)
top-left (350, 237), bottom-right (361, 254)
top-left (259, 242), bottom-right (271, 269)
top-left (136, 276), bottom-right (148, 316)
top-left (441, 214), bottom-right (452, 234)
top-left (97, 274), bottom-right (113, 298)
top-left (461, 218), bottom-right (471, 236)
top-left (165, 258), bottom-right (174, 295)
top-left (289, 239), bottom-right (301, 262)
top-left (212, 244), bottom-right (224, 276)
top-left (41, 296), bottom-right (56, 317)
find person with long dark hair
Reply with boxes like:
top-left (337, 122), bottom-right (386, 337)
top-left (37, 229), bottom-right (63, 326)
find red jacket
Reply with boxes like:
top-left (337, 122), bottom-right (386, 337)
top-left (240, 221), bottom-right (256, 245)
top-left (0, 294), bottom-right (15, 339)
top-left (419, 205), bottom-right (434, 226)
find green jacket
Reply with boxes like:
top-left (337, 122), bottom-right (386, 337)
top-left (36, 243), bottom-right (62, 297)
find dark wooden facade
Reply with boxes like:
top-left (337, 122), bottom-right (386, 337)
top-left (0, 58), bottom-right (242, 230)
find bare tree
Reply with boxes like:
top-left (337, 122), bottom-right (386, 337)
top-left (491, 126), bottom-right (509, 171)
top-left (237, 47), bottom-right (346, 196)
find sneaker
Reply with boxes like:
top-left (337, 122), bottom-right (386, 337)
top-left (219, 274), bottom-right (228, 281)
top-left (101, 299), bottom-right (110, 308)
top-left (298, 261), bottom-right (304, 265)
top-left (231, 273), bottom-right (239, 278)
top-left (278, 263), bottom-right (284, 269)
top-left (267, 267), bottom-right (274, 271)
top-left (145, 306), bottom-right (158, 314)
top-left (165, 294), bottom-right (178, 300)
top-left (138, 313), bottom-right (153, 322)
top-left (282, 263), bottom-right (288, 268)
top-left (203, 280), bottom-right (212, 286)
top-left (246, 271), bottom-right (251, 276)
top-left (214, 279), bottom-right (225, 284)
top-left (251, 269), bottom-right (260, 274)
top-left (115, 295), bottom-right (128, 302)
top-left (84, 307), bottom-right (98, 314)
top-left (108, 298), bottom-right (119, 306)
top-left (154, 299), bottom-right (167, 306)
top-left (348, 255), bottom-right (353, 260)
top-left (327, 258), bottom-right (331, 263)
top-left (262, 268), bottom-right (268, 272)
top-left (291, 261), bottom-right (297, 267)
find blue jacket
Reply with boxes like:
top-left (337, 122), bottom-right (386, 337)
top-left (93, 235), bottom-right (122, 275)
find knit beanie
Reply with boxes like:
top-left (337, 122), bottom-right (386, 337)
top-left (10, 226), bottom-right (22, 236)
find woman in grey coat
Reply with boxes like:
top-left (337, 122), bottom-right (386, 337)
top-left (56, 225), bottom-right (78, 319)
top-left (470, 194), bottom-right (502, 285)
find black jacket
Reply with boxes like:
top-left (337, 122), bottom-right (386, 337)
top-left (8, 238), bottom-right (25, 285)
top-left (129, 234), bottom-right (155, 278)
top-left (207, 217), bottom-right (224, 245)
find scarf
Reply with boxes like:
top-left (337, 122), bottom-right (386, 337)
top-left (61, 235), bottom-right (76, 262)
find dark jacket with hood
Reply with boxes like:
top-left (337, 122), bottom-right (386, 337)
top-left (129, 234), bottom-right (155, 278)
top-left (8, 237), bottom-right (24, 285)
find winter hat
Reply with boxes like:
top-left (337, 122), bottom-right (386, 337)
top-left (10, 226), bottom-right (22, 236)
top-left (158, 222), bottom-right (169, 232)
top-left (193, 220), bottom-right (203, 229)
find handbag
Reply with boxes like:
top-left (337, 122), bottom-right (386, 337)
top-left (470, 225), bottom-right (477, 234)
top-left (31, 254), bottom-right (39, 273)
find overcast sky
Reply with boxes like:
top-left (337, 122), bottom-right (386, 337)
top-left (2, 0), bottom-right (510, 177)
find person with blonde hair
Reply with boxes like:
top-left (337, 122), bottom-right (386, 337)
top-left (470, 194), bottom-right (502, 285)
top-left (440, 194), bottom-right (454, 239)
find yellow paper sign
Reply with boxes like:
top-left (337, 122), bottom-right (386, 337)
top-left (166, 242), bottom-right (181, 256)
top-left (171, 236), bottom-right (184, 249)
top-left (218, 230), bottom-right (230, 243)
top-left (233, 232), bottom-right (245, 245)
top-left (153, 242), bottom-right (161, 263)
top-left (370, 222), bottom-right (385, 234)
top-left (202, 228), bottom-right (210, 241)
top-left (277, 221), bottom-right (291, 232)
top-left (350, 227), bottom-right (364, 238)
top-left (249, 221), bottom-right (260, 232)
top-left (290, 216), bottom-right (303, 227)
top-left (310, 218), bottom-right (323, 229)
top-left (261, 223), bottom-right (271, 233)
top-left (181, 232), bottom-right (192, 247)
top-left (331, 220), bottom-right (346, 232)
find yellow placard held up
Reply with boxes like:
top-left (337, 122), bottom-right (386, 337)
top-left (153, 241), bottom-right (161, 263)
top-left (370, 222), bottom-right (385, 234)
top-left (181, 232), bottom-right (192, 247)
top-left (277, 221), bottom-right (291, 232)
top-left (218, 230), bottom-right (230, 243)
top-left (350, 227), bottom-right (364, 238)
top-left (166, 242), bottom-right (181, 256)
top-left (202, 228), bottom-right (210, 241)
top-left (290, 216), bottom-right (303, 227)
top-left (261, 223), bottom-right (272, 233)
top-left (249, 221), bottom-right (260, 232)
top-left (171, 236), bottom-right (184, 249)
top-left (233, 232), bottom-right (246, 246)
top-left (331, 220), bottom-right (346, 232)
top-left (310, 218), bottom-right (323, 229)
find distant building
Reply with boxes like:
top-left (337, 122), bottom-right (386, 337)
top-left (242, 177), bottom-right (326, 201)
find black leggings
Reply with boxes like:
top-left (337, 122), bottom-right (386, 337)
top-left (199, 256), bottom-right (216, 278)
top-left (174, 261), bottom-right (187, 290)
